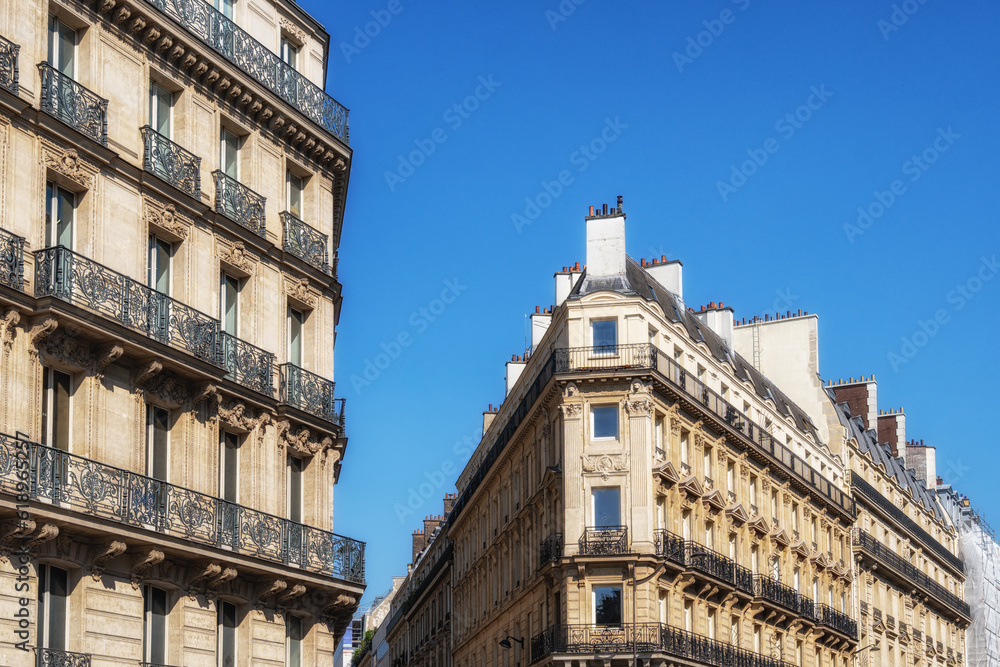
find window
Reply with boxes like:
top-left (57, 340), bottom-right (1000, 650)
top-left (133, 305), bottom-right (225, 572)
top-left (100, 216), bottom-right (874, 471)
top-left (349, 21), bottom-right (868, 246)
top-left (214, 0), bottom-right (234, 19)
top-left (591, 406), bottom-right (617, 439)
top-left (46, 182), bottom-right (75, 248)
top-left (146, 404), bottom-right (169, 481)
top-left (287, 614), bottom-right (303, 667)
top-left (683, 600), bottom-right (693, 631)
top-left (38, 564), bottom-right (69, 651)
top-left (287, 455), bottom-right (303, 523)
top-left (218, 601), bottom-right (237, 667)
top-left (42, 368), bottom-right (71, 451)
top-left (750, 476), bottom-right (757, 507)
top-left (682, 509), bottom-right (692, 540)
top-left (708, 609), bottom-right (717, 640)
top-left (143, 585), bottom-right (167, 664)
top-left (287, 171), bottom-right (304, 219)
top-left (148, 236), bottom-right (171, 294)
top-left (221, 431), bottom-right (239, 503)
top-left (751, 543), bottom-right (759, 573)
top-left (592, 488), bottom-right (620, 528)
top-left (793, 566), bottom-right (801, 592)
top-left (280, 37), bottom-right (299, 70)
top-left (594, 587), bottom-right (622, 626)
top-left (680, 429), bottom-right (690, 465)
top-left (591, 319), bottom-right (616, 351)
top-left (220, 273), bottom-right (240, 335)
top-left (288, 307), bottom-right (304, 366)
top-left (220, 127), bottom-right (239, 179)
top-left (149, 82), bottom-right (172, 138)
top-left (48, 17), bottom-right (76, 77)
top-left (727, 462), bottom-right (735, 492)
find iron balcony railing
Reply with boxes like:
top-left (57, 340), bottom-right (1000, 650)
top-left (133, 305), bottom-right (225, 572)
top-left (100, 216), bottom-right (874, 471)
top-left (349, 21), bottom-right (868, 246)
top-left (281, 211), bottom-right (329, 274)
top-left (0, 432), bottom-right (365, 583)
top-left (213, 170), bottom-right (265, 237)
top-left (278, 363), bottom-right (343, 425)
top-left (141, 126), bottom-right (202, 198)
top-left (37, 648), bottom-right (91, 667)
top-left (654, 531), bottom-right (759, 596)
top-left (34, 246), bottom-right (274, 397)
top-left (854, 530), bottom-right (970, 619)
top-left (540, 532), bottom-right (562, 568)
top-left (143, 0), bottom-right (349, 145)
top-left (815, 603), bottom-right (857, 638)
top-left (579, 526), bottom-right (629, 556)
top-left (555, 344), bottom-right (855, 520)
top-left (753, 575), bottom-right (816, 620)
top-left (0, 34), bottom-right (19, 94)
top-left (0, 226), bottom-right (25, 290)
top-left (530, 623), bottom-right (796, 667)
top-left (38, 63), bottom-right (107, 146)
top-left (655, 529), bottom-right (687, 566)
top-left (852, 475), bottom-right (964, 573)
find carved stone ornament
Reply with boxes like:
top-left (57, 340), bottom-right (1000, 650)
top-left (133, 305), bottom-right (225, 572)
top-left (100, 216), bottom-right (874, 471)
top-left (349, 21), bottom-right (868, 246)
top-left (141, 371), bottom-right (190, 406)
top-left (93, 343), bottom-right (124, 380)
top-left (131, 549), bottom-right (165, 589)
top-left (284, 278), bottom-right (315, 308)
top-left (0, 519), bottom-right (35, 563)
top-left (253, 579), bottom-right (287, 609)
top-left (625, 398), bottom-right (653, 417)
top-left (44, 147), bottom-right (93, 188)
top-left (185, 563), bottom-right (222, 598)
top-left (277, 584), bottom-right (306, 607)
top-left (144, 200), bottom-right (190, 241)
top-left (276, 419), bottom-right (331, 457)
top-left (563, 382), bottom-right (579, 399)
top-left (218, 400), bottom-right (265, 433)
top-left (134, 359), bottom-right (164, 387)
top-left (582, 453), bottom-right (629, 480)
top-left (0, 309), bottom-right (20, 353)
top-left (208, 567), bottom-right (238, 590)
top-left (90, 540), bottom-right (127, 580)
top-left (279, 17), bottom-right (308, 44)
top-left (28, 317), bottom-right (58, 356)
top-left (41, 328), bottom-right (94, 368)
top-left (219, 241), bottom-right (256, 276)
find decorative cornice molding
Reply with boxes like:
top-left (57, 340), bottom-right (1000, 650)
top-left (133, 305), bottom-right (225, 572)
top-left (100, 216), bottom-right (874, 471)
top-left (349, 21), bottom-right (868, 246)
top-left (278, 17), bottom-right (308, 44)
top-left (581, 453), bottom-right (629, 481)
top-left (284, 277), bottom-right (316, 308)
top-left (143, 199), bottom-right (190, 241)
top-left (0, 309), bottom-right (20, 354)
top-left (218, 241), bottom-right (257, 277)
top-left (43, 147), bottom-right (95, 188)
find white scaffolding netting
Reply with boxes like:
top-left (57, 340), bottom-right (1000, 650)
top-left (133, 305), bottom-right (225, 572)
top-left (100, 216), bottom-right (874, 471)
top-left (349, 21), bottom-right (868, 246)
top-left (961, 513), bottom-right (1000, 667)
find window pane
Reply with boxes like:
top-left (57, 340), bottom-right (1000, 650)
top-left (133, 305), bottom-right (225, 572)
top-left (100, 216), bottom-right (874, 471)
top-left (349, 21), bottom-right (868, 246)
top-left (220, 601), bottom-right (236, 667)
top-left (215, 0), bottom-right (233, 19)
top-left (287, 615), bottom-right (302, 667)
top-left (594, 587), bottom-right (622, 626)
top-left (150, 83), bottom-right (171, 137)
top-left (47, 184), bottom-right (74, 249)
top-left (592, 406), bottom-right (617, 439)
top-left (50, 18), bottom-right (75, 77)
top-left (287, 172), bottom-right (303, 218)
top-left (593, 488), bottom-right (620, 528)
top-left (43, 369), bottom-right (72, 451)
top-left (149, 237), bottom-right (171, 293)
top-left (592, 320), bottom-right (616, 349)
top-left (288, 456), bottom-right (302, 522)
top-left (223, 432), bottom-right (239, 502)
top-left (148, 406), bottom-right (169, 480)
top-left (45, 565), bottom-right (69, 651)
top-left (145, 585), bottom-right (167, 663)
top-left (288, 308), bottom-right (303, 366)
top-left (221, 129), bottom-right (238, 178)
top-left (222, 275), bottom-right (239, 334)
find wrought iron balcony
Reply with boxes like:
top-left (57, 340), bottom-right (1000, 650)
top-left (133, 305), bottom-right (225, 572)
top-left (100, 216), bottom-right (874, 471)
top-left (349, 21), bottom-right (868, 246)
top-left (220, 331), bottom-right (274, 397)
top-left (0, 226), bottom-right (24, 290)
top-left (279, 363), bottom-right (342, 425)
top-left (854, 530), bottom-right (970, 619)
top-left (141, 126), bottom-right (201, 198)
top-left (0, 432), bottom-right (365, 583)
top-left (37, 648), bottom-right (91, 666)
top-left (539, 532), bottom-right (562, 568)
top-left (579, 525), bottom-right (628, 555)
top-left (816, 603), bottom-right (857, 638)
top-left (530, 623), bottom-right (796, 667)
top-left (654, 531), bottom-right (755, 595)
top-left (142, 0), bottom-right (349, 144)
top-left (655, 529), bottom-right (687, 566)
top-left (0, 34), bottom-right (18, 94)
top-left (281, 211), bottom-right (329, 274)
top-left (753, 575), bottom-right (809, 616)
top-left (213, 170), bottom-right (265, 237)
top-left (38, 63), bottom-right (107, 146)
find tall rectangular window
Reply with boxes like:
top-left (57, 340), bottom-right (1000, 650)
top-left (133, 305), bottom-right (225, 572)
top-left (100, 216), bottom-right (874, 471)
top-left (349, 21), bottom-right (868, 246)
top-left (287, 171), bottom-right (304, 218)
top-left (220, 273), bottom-right (239, 335)
top-left (288, 307), bottom-right (304, 366)
top-left (681, 430), bottom-right (690, 465)
top-left (214, 0), bottom-right (234, 19)
top-left (280, 37), bottom-right (298, 70)
top-left (149, 82), bottom-right (172, 138)
top-left (42, 368), bottom-right (71, 451)
top-left (38, 564), bottom-right (69, 651)
top-left (218, 601), bottom-right (237, 667)
top-left (592, 488), bottom-right (620, 528)
top-left (594, 587), bottom-right (622, 626)
top-left (148, 236), bottom-right (171, 294)
top-left (591, 319), bottom-right (616, 351)
top-left (146, 404), bottom-right (169, 481)
top-left (220, 128), bottom-right (239, 179)
top-left (683, 600), bottom-right (693, 631)
top-left (287, 455), bottom-right (303, 523)
top-left (591, 406), bottom-right (617, 439)
top-left (48, 17), bottom-right (76, 77)
top-left (221, 431), bottom-right (239, 503)
top-left (143, 585), bottom-right (167, 664)
top-left (286, 614), bottom-right (302, 667)
top-left (46, 182), bottom-right (75, 248)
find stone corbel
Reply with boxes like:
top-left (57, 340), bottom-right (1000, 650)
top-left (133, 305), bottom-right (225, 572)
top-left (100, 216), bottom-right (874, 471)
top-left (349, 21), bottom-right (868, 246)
top-left (90, 540), bottom-right (127, 580)
top-left (208, 567), bottom-right (238, 591)
top-left (0, 519), bottom-right (35, 563)
top-left (113, 6), bottom-right (131, 24)
top-left (28, 316), bottom-right (58, 356)
top-left (93, 344), bottom-right (124, 380)
top-left (134, 359), bottom-right (163, 388)
top-left (0, 309), bottom-right (19, 353)
top-left (25, 524), bottom-right (60, 555)
top-left (185, 563), bottom-right (222, 599)
top-left (193, 382), bottom-right (220, 406)
top-left (131, 549), bottom-right (165, 589)
top-left (253, 579), bottom-right (287, 609)
top-left (277, 584), bottom-right (306, 608)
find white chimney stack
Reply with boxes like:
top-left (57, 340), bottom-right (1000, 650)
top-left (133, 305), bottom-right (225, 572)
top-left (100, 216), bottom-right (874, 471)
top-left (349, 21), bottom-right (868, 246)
top-left (585, 200), bottom-right (626, 278)
top-left (644, 258), bottom-right (683, 299)
top-left (530, 308), bottom-right (552, 351)
top-left (505, 355), bottom-right (527, 396)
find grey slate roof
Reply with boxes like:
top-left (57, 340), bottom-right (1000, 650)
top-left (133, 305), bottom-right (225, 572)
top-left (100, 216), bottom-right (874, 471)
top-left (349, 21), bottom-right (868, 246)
top-left (570, 256), bottom-right (819, 439)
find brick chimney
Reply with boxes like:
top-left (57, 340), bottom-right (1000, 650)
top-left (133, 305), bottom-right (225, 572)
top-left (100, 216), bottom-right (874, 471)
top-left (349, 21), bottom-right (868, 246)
top-left (877, 408), bottom-right (906, 458)
top-left (411, 529), bottom-right (425, 564)
top-left (829, 376), bottom-right (877, 430)
top-left (904, 439), bottom-right (936, 490)
top-left (443, 493), bottom-right (456, 516)
top-left (423, 514), bottom-right (442, 538)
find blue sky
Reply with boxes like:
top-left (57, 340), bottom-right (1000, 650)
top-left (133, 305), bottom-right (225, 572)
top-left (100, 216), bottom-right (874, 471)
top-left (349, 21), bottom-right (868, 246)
top-left (307, 0), bottom-right (1000, 606)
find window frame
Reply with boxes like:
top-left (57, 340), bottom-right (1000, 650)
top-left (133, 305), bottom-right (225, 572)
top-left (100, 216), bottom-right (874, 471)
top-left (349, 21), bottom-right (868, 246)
top-left (220, 127), bottom-right (240, 180)
top-left (220, 272), bottom-right (240, 335)
top-left (590, 405), bottom-right (618, 440)
top-left (149, 81), bottom-right (173, 138)
top-left (591, 318), bottom-right (617, 353)
top-left (286, 613), bottom-right (303, 667)
top-left (287, 454), bottom-right (304, 523)
top-left (286, 170), bottom-right (305, 219)
top-left (41, 367), bottom-right (72, 451)
top-left (46, 181), bottom-right (76, 249)
top-left (217, 600), bottom-right (237, 667)
top-left (280, 37), bottom-right (299, 70)
top-left (47, 16), bottom-right (77, 78)
top-left (145, 403), bottom-right (170, 481)
top-left (591, 487), bottom-right (621, 529)
top-left (288, 306), bottom-right (305, 367)
top-left (592, 585), bottom-right (623, 627)
top-left (143, 584), bottom-right (168, 664)
top-left (38, 564), bottom-right (70, 651)
top-left (220, 431), bottom-right (240, 503)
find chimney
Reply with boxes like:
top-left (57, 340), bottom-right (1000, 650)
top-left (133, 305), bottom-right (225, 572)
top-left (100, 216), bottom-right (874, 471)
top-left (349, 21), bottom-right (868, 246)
top-left (411, 529), bottom-right (425, 564)
top-left (694, 301), bottom-right (735, 349)
top-left (505, 355), bottom-right (527, 396)
top-left (443, 493), bottom-right (456, 516)
top-left (554, 268), bottom-right (573, 306)
top-left (876, 409), bottom-right (906, 458)
top-left (530, 308), bottom-right (552, 350)
top-left (483, 403), bottom-right (499, 432)
top-left (585, 200), bottom-right (626, 278)
top-left (423, 515), bottom-right (442, 538)
top-left (644, 257), bottom-right (683, 298)
top-left (829, 377), bottom-right (878, 430)
top-left (904, 439), bottom-right (936, 490)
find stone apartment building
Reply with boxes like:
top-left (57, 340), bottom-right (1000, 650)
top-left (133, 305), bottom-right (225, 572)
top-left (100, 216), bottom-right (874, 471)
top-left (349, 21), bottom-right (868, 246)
top-left (0, 0), bottom-right (363, 663)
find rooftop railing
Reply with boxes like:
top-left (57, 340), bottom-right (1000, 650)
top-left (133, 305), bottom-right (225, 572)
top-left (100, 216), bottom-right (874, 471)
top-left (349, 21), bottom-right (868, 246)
top-left (38, 63), bottom-right (107, 146)
top-left (0, 432), bottom-right (365, 583)
top-left (279, 363), bottom-right (343, 425)
top-left (213, 170), bottom-right (265, 237)
top-left (281, 211), bottom-right (329, 274)
top-left (579, 526), bottom-right (628, 556)
top-left (143, 0), bottom-right (349, 145)
top-left (0, 226), bottom-right (24, 290)
top-left (141, 126), bottom-right (202, 198)
top-left (0, 34), bottom-right (18, 94)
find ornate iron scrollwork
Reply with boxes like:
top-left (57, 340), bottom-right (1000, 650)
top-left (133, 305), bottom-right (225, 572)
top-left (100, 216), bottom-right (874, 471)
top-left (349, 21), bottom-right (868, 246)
top-left (38, 63), bottom-right (108, 146)
top-left (142, 126), bottom-right (201, 198)
top-left (281, 212), bottom-right (329, 274)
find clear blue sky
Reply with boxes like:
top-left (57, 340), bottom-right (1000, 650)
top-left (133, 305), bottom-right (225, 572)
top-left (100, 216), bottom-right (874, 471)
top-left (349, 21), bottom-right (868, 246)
top-left (308, 0), bottom-right (1000, 605)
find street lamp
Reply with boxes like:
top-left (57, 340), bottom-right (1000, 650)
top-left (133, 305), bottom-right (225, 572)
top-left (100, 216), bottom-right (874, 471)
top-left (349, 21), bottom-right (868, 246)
top-left (852, 640), bottom-right (881, 666)
top-left (632, 562), bottom-right (666, 667)
top-left (498, 636), bottom-right (523, 649)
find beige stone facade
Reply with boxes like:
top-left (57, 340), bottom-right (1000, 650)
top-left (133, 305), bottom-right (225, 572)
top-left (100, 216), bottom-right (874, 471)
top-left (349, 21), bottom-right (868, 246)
top-left (0, 0), bottom-right (362, 663)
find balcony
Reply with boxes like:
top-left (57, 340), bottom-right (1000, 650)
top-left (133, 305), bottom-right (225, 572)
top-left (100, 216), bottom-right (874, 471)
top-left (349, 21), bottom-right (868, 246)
top-left (539, 532), bottom-right (562, 568)
top-left (654, 531), bottom-right (756, 596)
top-left (38, 63), bottom-right (108, 146)
top-left (0, 226), bottom-right (24, 290)
top-left (34, 246), bottom-right (274, 397)
top-left (753, 575), bottom-right (816, 619)
top-left (579, 526), bottom-right (628, 556)
top-left (141, 126), bottom-right (202, 198)
top-left (530, 623), bottom-right (795, 667)
top-left (0, 432), bottom-right (365, 583)
top-left (279, 363), bottom-right (343, 425)
top-left (852, 475), bottom-right (963, 573)
top-left (281, 212), bottom-right (330, 274)
top-left (816, 603), bottom-right (858, 638)
top-left (38, 648), bottom-right (91, 666)
top-left (854, 530), bottom-right (970, 620)
top-left (0, 34), bottom-right (18, 95)
top-left (213, 170), bottom-right (265, 237)
top-left (142, 0), bottom-right (349, 145)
